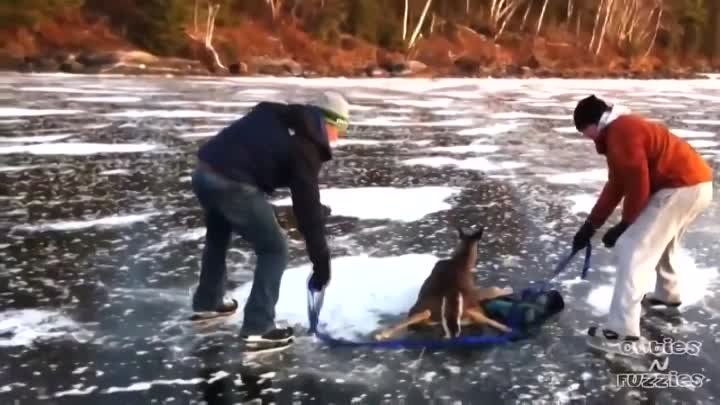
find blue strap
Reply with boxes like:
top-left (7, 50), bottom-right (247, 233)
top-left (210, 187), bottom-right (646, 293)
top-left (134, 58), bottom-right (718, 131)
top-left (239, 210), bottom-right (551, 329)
top-left (305, 244), bottom-right (592, 349)
top-left (526, 244), bottom-right (592, 295)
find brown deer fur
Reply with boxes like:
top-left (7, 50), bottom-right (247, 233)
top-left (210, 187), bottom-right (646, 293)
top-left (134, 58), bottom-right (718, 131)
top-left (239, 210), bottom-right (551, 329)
top-left (375, 226), bottom-right (513, 341)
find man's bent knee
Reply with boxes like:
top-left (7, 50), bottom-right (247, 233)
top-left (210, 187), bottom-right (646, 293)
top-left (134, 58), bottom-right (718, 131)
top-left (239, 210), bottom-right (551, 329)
top-left (255, 231), bottom-right (288, 258)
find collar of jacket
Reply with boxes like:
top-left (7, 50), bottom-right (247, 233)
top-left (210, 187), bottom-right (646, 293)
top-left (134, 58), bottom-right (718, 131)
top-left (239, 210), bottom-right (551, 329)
top-left (593, 104), bottom-right (631, 155)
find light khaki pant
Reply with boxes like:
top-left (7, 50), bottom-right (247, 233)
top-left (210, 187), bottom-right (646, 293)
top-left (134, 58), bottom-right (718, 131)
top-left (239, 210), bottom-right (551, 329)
top-left (606, 181), bottom-right (713, 337)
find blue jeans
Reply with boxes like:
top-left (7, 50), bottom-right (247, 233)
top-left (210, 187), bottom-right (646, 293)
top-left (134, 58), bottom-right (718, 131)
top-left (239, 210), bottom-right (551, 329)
top-left (191, 166), bottom-right (289, 335)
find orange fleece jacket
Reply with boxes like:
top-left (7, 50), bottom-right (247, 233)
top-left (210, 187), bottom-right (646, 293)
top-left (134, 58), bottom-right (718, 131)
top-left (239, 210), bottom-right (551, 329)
top-left (588, 114), bottom-right (713, 228)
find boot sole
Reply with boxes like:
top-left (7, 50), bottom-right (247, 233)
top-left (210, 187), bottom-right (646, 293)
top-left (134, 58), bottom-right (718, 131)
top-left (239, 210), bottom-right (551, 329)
top-left (189, 300), bottom-right (239, 321)
top-left (586, 336), bottom-right (645, 359)
top-left (243, 335), bottom-right (295, 344)
top-left (642, 297), bottom-right (681, 308)
top-left (243, 340), bottom-right (294, 357)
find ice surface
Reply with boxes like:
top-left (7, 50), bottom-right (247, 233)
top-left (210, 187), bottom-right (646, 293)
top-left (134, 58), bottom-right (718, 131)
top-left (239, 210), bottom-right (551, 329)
top-left (0, 142), bottom-right (160, 155)
top-left (274, 187), bottom-right (461, 222)
top-left (105, 110), bottom-right (237, 118)
top-left (67, 96), bottom-right (142, 103)
top-left (688, 140), bottom-right (720, 148)
top-left (0, 165), bottom-right (38, 173)
top-left (587, 249), bottom-right (718, 315)
top-left (564, 194), bottom-right (596, 215)
top-left (54, 386), bottom-right (98, 397)
top-left (0, 309), bottom-right (84, 347)
top-left (17, 86), bottom-right (128, 94)
top-left (553, 126), bottom-right (579, 134)
top-left (197, 101), bottom-right (255, 108)
top-left (99, 169), bottom-right (130, 175)
top-left (671, 129), bottom-right (716, 138)
top-left (681, 119), bottom-right (720, 126)
top-left (103, 379), bottom-right (204, 393)
top-left (385, 98), bottom-right (454, 109)
top-left (180, 131), bottom-right (218, 139)
top-left (232, 254), bottom-right (440, 339)
top-left (0, 108), bottom-right (83, 117)
top-left (0, 134), bottom-right (73, 143)
top-left (2, 75), bottom-right (719, 402)
top-left (13, 213), bottom-right (158, 232)
top-left (543, 169), bottom-right (607, 184)
top-left (428, 143), bottom-right (501, 154)
top-left (458, 122), bottom-right (525, 136)
top-left (334, 139), bottom-right (403, 146)
top-left (490, 112), bottom-right (569, 120)
top-left (402, 156), bottom-right (526, 172)
top-left (353, 117), bottom-right (474, 127)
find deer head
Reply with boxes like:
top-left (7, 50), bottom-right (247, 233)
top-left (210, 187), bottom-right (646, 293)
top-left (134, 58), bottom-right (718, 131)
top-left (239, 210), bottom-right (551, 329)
top-left (451, 225), bottom-right (484, 272)
top-left (456, 225), bottom-right (484, 241)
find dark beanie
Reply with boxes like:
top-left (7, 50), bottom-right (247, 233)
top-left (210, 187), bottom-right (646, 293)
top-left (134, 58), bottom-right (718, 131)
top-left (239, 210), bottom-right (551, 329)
top-left (573, 95), bottom-right (609, 131)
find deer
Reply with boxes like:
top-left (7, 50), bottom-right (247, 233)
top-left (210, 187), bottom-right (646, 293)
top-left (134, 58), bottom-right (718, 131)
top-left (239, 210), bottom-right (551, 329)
top-left (374, 226), bottom-right (514, 341)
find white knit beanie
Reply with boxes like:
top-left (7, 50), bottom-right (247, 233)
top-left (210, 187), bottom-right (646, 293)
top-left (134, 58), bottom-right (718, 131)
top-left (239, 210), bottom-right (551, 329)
top-left (311, 91), bottom-right (350, 130)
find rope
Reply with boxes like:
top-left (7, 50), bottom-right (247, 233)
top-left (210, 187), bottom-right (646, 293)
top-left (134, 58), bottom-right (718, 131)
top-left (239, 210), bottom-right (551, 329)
top-left (306, 244), bottom-right (592, 349)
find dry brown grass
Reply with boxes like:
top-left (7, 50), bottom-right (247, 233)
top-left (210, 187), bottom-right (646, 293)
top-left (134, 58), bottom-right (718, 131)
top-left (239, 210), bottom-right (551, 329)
top-left (0, 8), bottom-right (130, 58)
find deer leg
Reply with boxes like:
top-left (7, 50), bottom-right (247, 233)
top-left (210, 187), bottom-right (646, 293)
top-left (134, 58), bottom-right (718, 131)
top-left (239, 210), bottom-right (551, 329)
top-left (465, 308), bottom-right (512, 334)
top-left (475, 286), bottom-right (513, 303)
top-left (374, 309), bottom-right (432, 341)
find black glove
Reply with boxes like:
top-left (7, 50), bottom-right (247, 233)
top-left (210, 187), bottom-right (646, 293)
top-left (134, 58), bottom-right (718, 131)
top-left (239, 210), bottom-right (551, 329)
top-left (308, 260), bottom-right (330, 291)
top-left (572, 221), bottom-right (595, 252)
top-left (602, 222), bottom-right (629, 248)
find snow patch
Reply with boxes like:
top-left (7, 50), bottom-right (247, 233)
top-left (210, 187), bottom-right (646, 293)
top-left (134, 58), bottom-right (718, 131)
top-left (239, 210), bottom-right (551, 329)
top-left (99, 169), bottom-right (130, 175)
top-left (0, 142), bottom-right (159, 155)
top-left (428, 143), bottom-right (501, 154)
top-left (402, 156), bottom-right (526, 172)
top-left (671, 129), bottom-right (716, 138)
top-left (67, 96), bottom-right (141, 103)
top-left (103, 379), bottom-right (204, 393)
top-left (105, 110), bottom-right (237, 119)
top-left (0, 108), bottom-right (83, 117)
top-left (564, 194), bottom-right (596, 215)
top-left (232, 254), bottom-right (440, 339)
top-left (13, 213), bottom-right (157, 232)
top-left (0, 309), bottom-right (85, 347)
top-left (274, 187), bottom-right (461, 222)
top-left (458, 122), bottom-right (526, 136)
top-left (0, 134), bottom-right (73, 143)
top-left (490, 112), bottom-right (569, 120)
top-left (687, 140), bottom-right (720, 148)
top-left (543, 169), bottom-right (607, 185)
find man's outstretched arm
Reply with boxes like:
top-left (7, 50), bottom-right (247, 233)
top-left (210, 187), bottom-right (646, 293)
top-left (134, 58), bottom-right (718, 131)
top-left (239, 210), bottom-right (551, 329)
top-left (287, 135), bottom-right (330, 289)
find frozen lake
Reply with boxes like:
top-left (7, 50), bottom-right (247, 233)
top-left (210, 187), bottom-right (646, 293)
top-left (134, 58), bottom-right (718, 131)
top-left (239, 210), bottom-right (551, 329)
top-left (1, 73), bottom-right (719, 404)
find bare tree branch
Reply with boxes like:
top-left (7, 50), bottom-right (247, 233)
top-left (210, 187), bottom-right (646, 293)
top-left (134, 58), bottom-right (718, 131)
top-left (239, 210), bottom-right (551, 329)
top-left (589, 0), bottom-right (606, 51)
top-left (521, 0), bottom-right (533, 31)
top-left (536, 0), bottom-right (550, 37)
top-left (408, 0), bottom-right (433, 49)
top-left (193, 0), bottom-right (199, 34)
top-left (495, 1), bottom-right (521, 40)
top-left (595, 0), bottom-right (616, 55)
top-left (644, 4), bottom-right (663, 57)
top-left (402, 0), bottom-right (409, 41)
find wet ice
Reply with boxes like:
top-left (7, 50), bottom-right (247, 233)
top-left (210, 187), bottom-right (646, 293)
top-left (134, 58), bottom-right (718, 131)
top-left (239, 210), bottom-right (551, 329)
top-left (1, 75), bottom-right (719, 405)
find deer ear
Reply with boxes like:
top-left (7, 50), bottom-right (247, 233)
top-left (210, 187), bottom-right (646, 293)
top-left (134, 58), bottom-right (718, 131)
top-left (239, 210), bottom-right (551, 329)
top-left (471, 227), bottom-right (484, 240)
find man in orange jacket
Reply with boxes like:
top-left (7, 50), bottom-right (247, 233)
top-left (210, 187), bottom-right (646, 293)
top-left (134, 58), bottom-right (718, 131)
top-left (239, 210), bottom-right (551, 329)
top-left (571, 95), bottom-right (713, 353)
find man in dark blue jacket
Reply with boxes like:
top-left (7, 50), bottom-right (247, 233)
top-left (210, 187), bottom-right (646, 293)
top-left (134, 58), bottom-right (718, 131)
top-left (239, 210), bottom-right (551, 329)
top-left (189, 91), bottom-right (350, 350)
